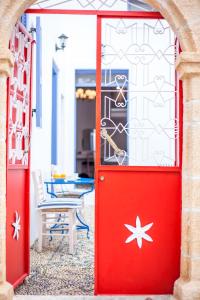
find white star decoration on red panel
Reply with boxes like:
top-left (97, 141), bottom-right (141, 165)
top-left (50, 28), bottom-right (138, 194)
top-left (124, 216), bottom-right (153, 249)
top-left (12, 211), bottom-right (21, 240)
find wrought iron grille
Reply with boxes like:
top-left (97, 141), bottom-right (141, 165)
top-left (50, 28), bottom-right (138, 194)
top-left (100, 18), bottom-right (179, 167)
top-left (8, 22), bottom-right (33, 166)
top-left (31, 0), bottom-right (156, 11)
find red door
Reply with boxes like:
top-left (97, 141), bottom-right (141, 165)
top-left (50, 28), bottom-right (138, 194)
top-left (6, 22), bottom-right (33, 287)
top-left (95, 14), bottom-right (182, 295)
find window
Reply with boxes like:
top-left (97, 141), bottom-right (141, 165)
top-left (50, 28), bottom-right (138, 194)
top-left (51, 62), bottom-right (59, 165)
top-left (36, 16), bottom-right (42, 127)
top-left (21, 14), bottom-right (27, 27)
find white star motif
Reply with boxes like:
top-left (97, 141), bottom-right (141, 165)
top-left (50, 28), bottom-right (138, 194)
top-left (12, 211), bottom-right (21, 240)
top-left (124, 216), bottom-right (153, 249)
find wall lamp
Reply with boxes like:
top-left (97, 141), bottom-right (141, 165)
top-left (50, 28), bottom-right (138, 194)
top-left (55, 34), bottom-right (68, 51)
top-left (29, 27), bottom-right (36, 37)
top-left (32, 108), bottom-right (37, 117)
top-left (29, 27), bottom-right (36, 34)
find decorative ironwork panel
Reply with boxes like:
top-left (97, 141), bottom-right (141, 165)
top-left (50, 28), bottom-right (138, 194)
top-left (8, 22), bottom-right (33, 167)
top-left (31, 0), bottom-right (156, 11)
top-left (100, 18), bottom-right (179, 166)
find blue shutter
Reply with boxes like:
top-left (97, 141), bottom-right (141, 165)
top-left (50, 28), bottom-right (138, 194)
top-left (36, 17), bottom-right (42, 127)
top-left (51, 63), bottom-right (59, 165)
top-left (21, 14), bottom-right (27, 27)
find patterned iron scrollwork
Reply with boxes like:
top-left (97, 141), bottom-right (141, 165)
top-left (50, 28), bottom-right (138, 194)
top-left (32, 0), bottom-right (156, 11)
top-left (101, 18), bottom-right (179, 167)
top-left (8, 22), bottom-right (33, 166)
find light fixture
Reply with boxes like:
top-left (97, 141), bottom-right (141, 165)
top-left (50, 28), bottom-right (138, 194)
top-left (32, 108), bottom-right (37, 117)
top-left (29, 27), bottom-right (36, 33)
top-left (55, 34), bottom-right (68, 51)
top-left (76, 88), bottom-right (96, 100)
top-left (29, 27), bottom-right (36, 37)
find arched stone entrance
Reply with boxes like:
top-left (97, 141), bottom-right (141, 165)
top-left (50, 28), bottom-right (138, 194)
top-left (0, 1), bottom-right (200, 299)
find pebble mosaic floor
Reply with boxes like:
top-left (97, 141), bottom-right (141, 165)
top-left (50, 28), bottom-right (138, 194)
top-left (15, 205), bottom-right (94, 296)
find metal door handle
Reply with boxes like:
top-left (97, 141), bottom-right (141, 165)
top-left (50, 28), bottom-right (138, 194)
top-left (100, 175), bottom-right (105, 181)
top-left (101, 128), bottom-right (124, 156)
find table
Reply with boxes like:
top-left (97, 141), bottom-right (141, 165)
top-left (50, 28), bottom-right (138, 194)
top-left (45, 177), bottom-right (94, 198)
top-left (44, 177), bottom-right (95, 238)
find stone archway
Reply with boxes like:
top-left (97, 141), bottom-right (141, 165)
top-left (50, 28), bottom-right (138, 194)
top-left (0, 1), bottom-right (200, 299)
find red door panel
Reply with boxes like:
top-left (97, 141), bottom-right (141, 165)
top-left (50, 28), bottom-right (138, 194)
top-left (6, 22), bottom-right (33, 287)
top-left (96, 170), bottom-right (181, 294)
top-left (95, 14), bottom-right (182, 295)
top-left (6, 170), bottom-right (29, 286)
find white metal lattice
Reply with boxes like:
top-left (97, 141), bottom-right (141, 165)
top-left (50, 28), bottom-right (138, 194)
top-left (8, 23), bottom-right (32, 166)
top-left (31, 0), bottom-right (156, 11)
top-left (101, 18), bottom-right (179, 167)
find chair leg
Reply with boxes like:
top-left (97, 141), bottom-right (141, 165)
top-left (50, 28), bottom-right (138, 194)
top-left (42, 213), bottom-right (47, 248)
top-left (73, 210), bottom-right (77, 245)
top-left (68, 209), bottom-right (76, 255)
top-left (38, 211), bottom-right (43, 252)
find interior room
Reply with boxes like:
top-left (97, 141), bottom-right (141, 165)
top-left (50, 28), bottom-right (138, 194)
top-left (75, 70), bottom-right (96, 178)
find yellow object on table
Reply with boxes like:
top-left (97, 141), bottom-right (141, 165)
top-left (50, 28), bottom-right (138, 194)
top-left (52, 173), bottom-right (66, 179)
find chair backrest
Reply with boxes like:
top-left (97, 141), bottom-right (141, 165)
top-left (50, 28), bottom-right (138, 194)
top-left (32, 170), bottom-right (46, 205)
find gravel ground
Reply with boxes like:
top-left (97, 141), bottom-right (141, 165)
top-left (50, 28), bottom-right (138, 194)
top-left (15, 205), bottom-right (94, 296)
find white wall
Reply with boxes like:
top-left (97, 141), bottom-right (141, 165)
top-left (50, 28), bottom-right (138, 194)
top-left (28, 14), bottom-right (97, 244)
top-left (54, 15), bottom-right (97, 174)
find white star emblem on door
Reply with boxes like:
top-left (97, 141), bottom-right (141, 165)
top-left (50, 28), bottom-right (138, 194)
top-left (12, 211), bottom-right (21, 240)
top-left (124, 216), bottom-right (153, 249)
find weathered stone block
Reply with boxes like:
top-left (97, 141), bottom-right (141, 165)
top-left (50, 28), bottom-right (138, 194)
top-left (182, 123), bottom-right (200, 176)
top-left (182, 176), bottom-right (200, 208)
top-left (174, 279), bottom-right (200, 300)
top-left (184, 100), bottom-right (200, 122)
top-left (0, 282), bottom-right (13, 300)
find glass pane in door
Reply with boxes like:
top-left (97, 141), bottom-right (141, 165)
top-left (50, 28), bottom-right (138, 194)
top-left (100, 18), bottom-right (179, 166)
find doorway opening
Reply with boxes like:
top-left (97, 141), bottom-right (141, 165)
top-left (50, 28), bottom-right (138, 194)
top-left (12, 14), bottom-right (97, 296)
top-left (75, 70), bottom-right (96, 178)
